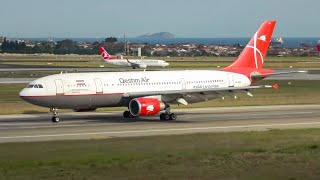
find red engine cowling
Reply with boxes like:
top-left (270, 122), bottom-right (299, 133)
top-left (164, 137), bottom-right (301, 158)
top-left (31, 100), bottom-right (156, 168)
top-left (129, 98), bottom-right (165, 116)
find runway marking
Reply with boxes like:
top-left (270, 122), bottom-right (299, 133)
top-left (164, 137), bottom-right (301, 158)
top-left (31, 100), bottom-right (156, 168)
top-left (1, 121), bottom-right (320, 140)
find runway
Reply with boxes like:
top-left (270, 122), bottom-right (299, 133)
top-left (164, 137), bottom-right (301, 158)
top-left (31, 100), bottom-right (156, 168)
top-left (0, 105), bottom-right (319, 143)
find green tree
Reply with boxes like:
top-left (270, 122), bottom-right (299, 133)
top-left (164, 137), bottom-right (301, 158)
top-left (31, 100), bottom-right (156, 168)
top-left (0, 38), bottom-right (8, 52)
top-left (54, 39), bottom-right (79, 54)
top-left (105, 37), bottom-right (118, 43)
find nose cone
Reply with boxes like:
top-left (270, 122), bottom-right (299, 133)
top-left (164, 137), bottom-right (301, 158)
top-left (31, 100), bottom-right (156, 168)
top-left (19, 88), bottom-right (28, 100)
top-left (164, 62), bottom-right (170, 67)
top-left (19, 88), bottom-right (38, 105)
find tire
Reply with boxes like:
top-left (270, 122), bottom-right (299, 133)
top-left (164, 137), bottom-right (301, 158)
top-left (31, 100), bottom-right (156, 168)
top-left (52, 116), bottom-right (60, 123)
top-left (123, 111), bottom-right (130, 118)
top-left (123, 111), bottom-right (135, 118)
top-left (160, 113), bottom-right (166, 120)
top-left (165, 114), bottom-right (170, 121)
top-left (169, 113), bottom-right (177, 121)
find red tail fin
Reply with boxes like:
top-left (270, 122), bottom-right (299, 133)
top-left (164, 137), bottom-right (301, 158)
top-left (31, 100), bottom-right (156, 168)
top-left (99, 46), bottom-right (115, 61)
top-left (224, 21), bottom-right (276, 70)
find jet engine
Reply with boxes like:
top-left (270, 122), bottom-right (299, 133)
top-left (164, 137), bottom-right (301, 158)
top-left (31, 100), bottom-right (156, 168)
top-left (129, 98), bottom-right (165, 116)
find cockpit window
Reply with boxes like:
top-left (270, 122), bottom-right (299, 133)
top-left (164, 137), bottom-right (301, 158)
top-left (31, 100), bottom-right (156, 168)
top-left (26, 84), bottom-right (43, 88)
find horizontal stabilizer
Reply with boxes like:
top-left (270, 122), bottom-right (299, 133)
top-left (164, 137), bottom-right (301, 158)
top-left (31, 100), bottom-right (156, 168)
top-left (251, 70), bottom-right (307, 80)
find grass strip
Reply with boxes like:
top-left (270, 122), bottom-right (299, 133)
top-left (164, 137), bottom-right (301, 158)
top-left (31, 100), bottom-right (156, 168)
top-left (1, 129), bottom-right (320, 179)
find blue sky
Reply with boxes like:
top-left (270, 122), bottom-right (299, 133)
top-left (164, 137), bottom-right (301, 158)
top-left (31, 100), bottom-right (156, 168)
top-left (0, 0), bottom-right (319, 38)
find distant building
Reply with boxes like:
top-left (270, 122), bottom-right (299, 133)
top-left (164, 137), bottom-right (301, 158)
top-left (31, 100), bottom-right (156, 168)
top-left (271, 37), bottom-right (284, 46)
top-left (0, 36), bottom-right (3, 50)
top-left (131, 47), bottom-right (141, 57)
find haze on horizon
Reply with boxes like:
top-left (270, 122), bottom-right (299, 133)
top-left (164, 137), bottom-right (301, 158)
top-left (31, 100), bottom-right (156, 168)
top-left (0, 0), bottom-right (319, 38)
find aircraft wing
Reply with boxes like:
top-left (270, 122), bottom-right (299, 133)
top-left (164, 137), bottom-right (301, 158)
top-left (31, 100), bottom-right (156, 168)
top-left (126, 59), bottom-right (147, 69)
top-left (123, 85), bottom-right (273, 98)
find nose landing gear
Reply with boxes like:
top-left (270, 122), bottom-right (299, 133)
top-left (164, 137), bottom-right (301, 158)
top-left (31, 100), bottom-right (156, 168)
top-left (50, 108), bottom-right (60, 123)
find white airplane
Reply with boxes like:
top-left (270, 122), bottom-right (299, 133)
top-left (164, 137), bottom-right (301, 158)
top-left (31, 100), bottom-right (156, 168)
top-left (19, 20), bottom-right (303, 122)
top-left (100, 47), bottom-right (169, 69)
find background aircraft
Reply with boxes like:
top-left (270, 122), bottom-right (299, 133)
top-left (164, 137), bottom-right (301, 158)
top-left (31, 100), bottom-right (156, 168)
top-left (19, 20), bottom-right (303, 123)
top-left (100, 47), bottom-right (169, 69)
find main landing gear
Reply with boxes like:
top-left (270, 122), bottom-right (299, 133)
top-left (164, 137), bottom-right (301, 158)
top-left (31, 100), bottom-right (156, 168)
top-left (160, 105), bottom-right (177, 121)
top-left (50, 108), bottom-right (60, 123)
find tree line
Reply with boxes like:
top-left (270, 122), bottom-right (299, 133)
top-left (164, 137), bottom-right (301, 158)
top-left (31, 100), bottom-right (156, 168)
top-left (0, 37), bottom-right (124, 55)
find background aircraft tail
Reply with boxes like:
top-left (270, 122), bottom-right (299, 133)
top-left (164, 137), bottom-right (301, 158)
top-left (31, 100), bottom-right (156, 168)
top-left (99, 47), bottom-right (115, 61)
top-left (224, 21), bottom-right (276, 71)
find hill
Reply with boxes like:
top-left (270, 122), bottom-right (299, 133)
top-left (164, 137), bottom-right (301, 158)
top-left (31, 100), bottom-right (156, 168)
top-left (137, 32), bottom-right (175, 39)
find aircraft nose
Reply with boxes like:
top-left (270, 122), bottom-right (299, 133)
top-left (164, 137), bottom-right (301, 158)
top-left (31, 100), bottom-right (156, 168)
top-left (19, 88), bottom-right (27, 98)
top-left (19, 88), bottom-right (38, 105)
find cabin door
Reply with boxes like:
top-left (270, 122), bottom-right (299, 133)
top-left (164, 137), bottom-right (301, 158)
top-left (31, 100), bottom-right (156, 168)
top-left (180, 78), bottom-right (186, 90)
top-left (227, 73), bottom-right (234, 87)
top-left (54, 79), bottom-right (64, 95)
top-left (94, 78), bottom-right (103, 93)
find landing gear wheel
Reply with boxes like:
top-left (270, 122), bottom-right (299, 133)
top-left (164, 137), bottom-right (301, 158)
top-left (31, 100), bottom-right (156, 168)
top-left (160, 104), bottom-right (177, 121)
top-left (123, 111), bottom-right (134, 118)
top-left (169, 113), bottom-right (177, 120)
top-left (50, 108), bottom-right (60, 123)
top-left (160, 105), bottom-right (177, 121)
top-left (165, 113), bottom-right (170, 120)
top-left (160, 113), bottom-right (167, 120)
top-left (51, 116), bottom-right (60, 123)
top-left (160, 113), bottom-right (176, 121)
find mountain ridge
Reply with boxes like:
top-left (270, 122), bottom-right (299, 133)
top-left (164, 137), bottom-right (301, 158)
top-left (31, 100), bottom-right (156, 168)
top-left (137, 32), bottom-right (175, 39)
